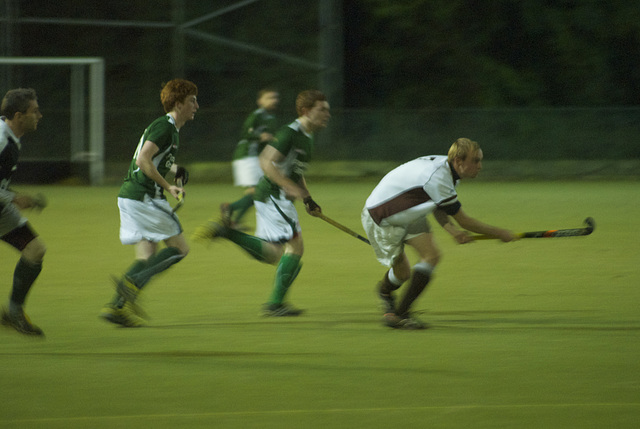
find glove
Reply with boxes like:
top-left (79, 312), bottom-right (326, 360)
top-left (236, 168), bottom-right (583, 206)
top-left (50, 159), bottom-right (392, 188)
top-left (174, 166), bottom-right (189, 185)
top-left (303, 196), bottom-right (321, 215)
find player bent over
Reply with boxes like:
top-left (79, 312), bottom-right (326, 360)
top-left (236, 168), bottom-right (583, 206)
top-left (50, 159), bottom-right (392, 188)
top-left (222, 88), bottom-right (280, 229)
top-left (100, 79), bottom-right (198, 327)
top-left (0, 88), bottom-right (46, 336)
top-left (362, 138), bottom-right (517, 330)
top-left (193, 90), bottom-right (330, 316)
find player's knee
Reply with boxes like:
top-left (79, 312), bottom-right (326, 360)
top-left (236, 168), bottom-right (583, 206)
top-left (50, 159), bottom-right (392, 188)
top-left (23, 238), bottom-right (46, 263)
top-left (422, 250), bottom-right (440, 268)
top-left (392, 265), bottom-right (412, 282)
top-left (179, 244), bottom-right (190, 257)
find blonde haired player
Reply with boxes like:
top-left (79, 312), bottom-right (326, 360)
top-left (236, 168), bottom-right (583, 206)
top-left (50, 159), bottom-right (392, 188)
top-left (362, 138), bottom-right (517, 329)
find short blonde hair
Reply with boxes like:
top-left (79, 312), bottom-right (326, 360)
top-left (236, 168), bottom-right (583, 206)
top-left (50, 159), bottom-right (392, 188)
top-left (160, 79), bottom-right (198, 113)
top-left (448, 138), bottom-right (480, 163)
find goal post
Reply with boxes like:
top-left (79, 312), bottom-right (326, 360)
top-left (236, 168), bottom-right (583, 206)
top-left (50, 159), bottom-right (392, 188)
top-left (0, 57), bottom-right (105, 185)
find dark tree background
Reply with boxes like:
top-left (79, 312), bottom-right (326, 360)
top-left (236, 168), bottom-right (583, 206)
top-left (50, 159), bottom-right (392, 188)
top-left (344, 0), bottom-right (640, 107)
top-left (6, 0), bottom-right (640, 109)
top-left (3, 0), bottom-right (639, 164)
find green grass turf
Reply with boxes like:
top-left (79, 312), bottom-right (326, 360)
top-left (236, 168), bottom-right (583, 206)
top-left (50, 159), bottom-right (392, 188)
top-left (1, 181), bottom-right (639, 428)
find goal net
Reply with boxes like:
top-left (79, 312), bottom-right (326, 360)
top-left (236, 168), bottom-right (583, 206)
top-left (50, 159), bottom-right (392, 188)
top-left (0, 57), bottom-right (105, 185)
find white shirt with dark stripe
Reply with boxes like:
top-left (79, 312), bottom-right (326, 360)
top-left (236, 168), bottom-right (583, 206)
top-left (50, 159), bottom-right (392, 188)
top-left (365, 156), bottom-right (460, 226)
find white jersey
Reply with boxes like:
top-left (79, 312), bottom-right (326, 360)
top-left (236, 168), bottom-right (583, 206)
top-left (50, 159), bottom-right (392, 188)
top-left (365, 155), bottom-right (461, 227)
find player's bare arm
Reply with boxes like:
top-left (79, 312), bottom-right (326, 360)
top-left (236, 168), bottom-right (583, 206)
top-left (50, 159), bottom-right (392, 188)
top-left (136, 140), bottom-right (183, 199)
top-left (259, 144), bottom-right (309, 200)
top-left (452, 208), bottom-right (517, 242)
top-left (433, 208), bottom-right (472, 244)
top-left (12, 193), bottom-right (40, 210)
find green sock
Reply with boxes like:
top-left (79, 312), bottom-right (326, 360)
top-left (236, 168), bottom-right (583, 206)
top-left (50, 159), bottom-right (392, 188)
top-left (230, 194), bottom-right (254, 223)
top-left (268, 254), bottom-right (302, 305)
top-left (126, 260), bottom-right (148, 278)
top-left (129, 247), bottom-right (184, 289)
top-left (224, 229), bottom-right (269, 262)
top-left (110, 260), bottom-right (147, 307)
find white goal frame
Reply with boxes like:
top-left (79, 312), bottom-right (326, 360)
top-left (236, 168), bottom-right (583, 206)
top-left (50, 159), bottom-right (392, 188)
top-left (0, 57), bottom-right (105, 185)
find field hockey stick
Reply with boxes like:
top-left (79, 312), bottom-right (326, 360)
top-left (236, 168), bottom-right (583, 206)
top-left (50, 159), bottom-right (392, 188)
top-left (172, 178), bottom-right (185, 213)
top-left (471, 217), bottom-right (596, 240)
top-left (317, 213), bottom-right (371, 245)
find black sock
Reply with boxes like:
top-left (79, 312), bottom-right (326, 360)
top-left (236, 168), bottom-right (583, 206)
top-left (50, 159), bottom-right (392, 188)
top-left (379, 270), bottom-right (403, 295)
top-left (396, 268), bottom-right (431, 317)
top-left (11, 258), bottom-right (43, 308)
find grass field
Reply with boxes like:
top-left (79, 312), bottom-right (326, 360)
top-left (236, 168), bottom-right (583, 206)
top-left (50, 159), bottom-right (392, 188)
top-left (1, 181), bottom-right (639, 428)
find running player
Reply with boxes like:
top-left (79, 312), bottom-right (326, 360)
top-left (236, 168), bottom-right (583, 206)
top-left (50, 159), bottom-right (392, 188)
top-left (222, 88), bottom-right (280, 228)
top-left (100, 79), bottom-right (198, 327)
top-left (362, 138), bottom-right (517, 329)
top-left (0, 88), bottom-right (46, 336)
top-left (193, 90), bottom-right (330, 316)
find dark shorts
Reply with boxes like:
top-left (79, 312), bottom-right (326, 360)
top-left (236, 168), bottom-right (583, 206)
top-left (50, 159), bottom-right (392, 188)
top-left (1, 223), bottom-right (38, 251)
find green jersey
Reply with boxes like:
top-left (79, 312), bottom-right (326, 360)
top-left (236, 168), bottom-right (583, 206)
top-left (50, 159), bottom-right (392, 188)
top-left (232, 107), bottom-right (279, 160)
top-left (118, 114), bottom-right (179, 201)
top-left (254, 120), bottom-right (314, 202)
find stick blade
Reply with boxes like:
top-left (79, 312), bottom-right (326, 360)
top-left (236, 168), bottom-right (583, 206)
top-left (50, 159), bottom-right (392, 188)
top-left (584, 217), bottom-right (596, 235)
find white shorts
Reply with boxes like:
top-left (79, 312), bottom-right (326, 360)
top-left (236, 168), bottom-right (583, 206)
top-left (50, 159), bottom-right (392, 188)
top-left (118, 196), bottom-right (182, 245)
top-left (232, 157), bottom-right (263, 187)
top-left (361, 207), bottom-right (430, 267)
top-left (254, 192), bottom-right (301, 243)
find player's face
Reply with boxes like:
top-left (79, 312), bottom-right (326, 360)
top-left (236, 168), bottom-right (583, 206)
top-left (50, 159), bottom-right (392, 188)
top-left (17, 100), bottom-right (42, 134)
top-left (259, 92), bottom-right (280, 111)
top-left (177, 95), bottom-right (199, 122)
top-left (305, 100), bottom-right (331, 132)
top-left (456, 149), bottom-right (483, 178)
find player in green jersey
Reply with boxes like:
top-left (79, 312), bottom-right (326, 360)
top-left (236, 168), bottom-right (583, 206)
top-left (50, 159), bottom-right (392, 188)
top-left (193, 90), bottom-right (330, 316)
top-left (222, 88), bottom-right (280, 228)
top-left (100, 79), bottom-right (198, 327)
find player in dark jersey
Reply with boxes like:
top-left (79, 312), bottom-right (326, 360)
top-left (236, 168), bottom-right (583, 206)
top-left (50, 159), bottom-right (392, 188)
top-left (100, 79), bottom-right (198, 327)
top-left (222, 89), bottom-right (280, 228)
top-left (0, 88), bottom-right (46, 336)
top-left (193, 90), bottom-right (330, 316)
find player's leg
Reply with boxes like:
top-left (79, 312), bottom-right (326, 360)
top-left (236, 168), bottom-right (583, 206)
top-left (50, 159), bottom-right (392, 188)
top-left (193, 220), bottom-right (283, 264)
top-left (224, 157), bottom-right (262, 227)
top-left (103, 197), bottom-right (182, 326)
top-left (1, 223), bottom-right (46, 336)
top-left (264, 235), bottom-right (304, 316)
top-left (226, 187), bottom-right (255, 226)
top-left (394, 232), bottom-right (440, 322)
top-left (378, 252), bottom-right (410, 314)
top-left (103, 240), bottom-right (157, 326)
top-left (361, 207), bottom-right (411, 317)
top-left (129, 234), bottom-right (188, 290)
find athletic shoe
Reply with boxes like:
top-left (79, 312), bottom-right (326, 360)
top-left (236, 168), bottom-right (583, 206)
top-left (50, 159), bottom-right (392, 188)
top-left (1, 307), bottom-right (45, 336)
top-left (113, 275), bottom-right (139, 304)
top-left (191, 220), bottom-right (227, 242)
top-left (109, 276), bottom-right (148, 319)
top-left (377, 281), bottom-right (396, 314)
top-left (99, 303), bottom-right (146, 327)
top-left (219, 203), bottom-right (250, 230)
top-left (262, 303), bottom-right (305, 317)
top-left (382, 313), bottom-right (429, 330)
